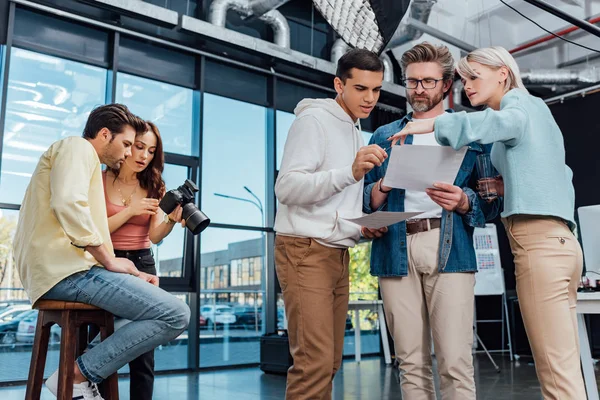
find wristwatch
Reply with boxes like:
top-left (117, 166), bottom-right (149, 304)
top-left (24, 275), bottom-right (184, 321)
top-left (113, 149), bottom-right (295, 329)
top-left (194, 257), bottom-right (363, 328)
top-left (163, 214), bottom-right (176, 225)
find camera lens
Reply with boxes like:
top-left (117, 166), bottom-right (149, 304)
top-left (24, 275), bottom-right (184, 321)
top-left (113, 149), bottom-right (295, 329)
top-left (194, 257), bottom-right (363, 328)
top-left (182, 203), bottom-right (210, 235)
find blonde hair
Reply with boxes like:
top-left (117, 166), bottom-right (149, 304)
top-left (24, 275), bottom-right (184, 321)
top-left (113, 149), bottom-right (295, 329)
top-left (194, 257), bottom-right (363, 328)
top-left (457, 46), bottom-right (528, 94)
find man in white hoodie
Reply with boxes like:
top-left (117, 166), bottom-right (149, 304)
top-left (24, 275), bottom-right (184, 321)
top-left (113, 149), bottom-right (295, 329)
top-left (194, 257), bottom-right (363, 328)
top-left (274, 48), bottom-right (388, 399)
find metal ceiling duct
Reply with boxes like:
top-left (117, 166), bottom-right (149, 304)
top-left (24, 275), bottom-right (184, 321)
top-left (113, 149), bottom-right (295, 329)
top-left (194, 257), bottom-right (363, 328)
top-left (453, 80), bottom-right (464, 106)
top-left (330, 38), bottom-right (351, 65)
top-left (380, 51), bottom-right (395, 83)
top-left (521, 69), bottom-right (600, 85)
top-left (386, 0), bottom-right (437, 49)
top-left (209, 0), bottom-right (291, 48)
top-left (312, 0), bottom-right (411, 54)
top-left (246, 0), bottom-right (292, 18)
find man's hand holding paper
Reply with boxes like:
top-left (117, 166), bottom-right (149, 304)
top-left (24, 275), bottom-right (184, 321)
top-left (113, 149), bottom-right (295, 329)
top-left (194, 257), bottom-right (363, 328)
top-left (426, 182), bottom-right (470, 213)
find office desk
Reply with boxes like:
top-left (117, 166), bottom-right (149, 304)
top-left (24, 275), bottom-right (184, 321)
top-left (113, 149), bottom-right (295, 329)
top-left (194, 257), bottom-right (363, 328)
top-left (348, 300), bottom-right (391, 364)
top-left (578, 292), bottom-right (600, 400)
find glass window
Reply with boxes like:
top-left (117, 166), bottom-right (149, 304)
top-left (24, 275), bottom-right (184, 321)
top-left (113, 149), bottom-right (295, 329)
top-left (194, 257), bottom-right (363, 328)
top-left (118, 37), bottom-right (196, 89)
top-left (344, 241), bottom-right (380, 356)
top-left (142, 0), bottom-right (199, 17)
top-left (115, 72), bottom-right (195, 156)
top-left (200, 227), bottom-right (265, 367)
top-left (152, 164), bottom-right (189, 278)
top-left (14, 9), bottom-right (109, 66)
top-left (0, 209), bottom-right (23, 303)
top-left (279, 2), bottom-right (332, 59)
top-left (204, 60), bottom-right (268, 107)
top-left (349, 242), bottom-right (377, 301)
top-left (0, 209), bottom-right (48, 383)
top-left (0, 48), bottom-right (107, 205)
top-left (275, 79), bottom-right (332, 114)
top-left (202, 94), bottom-right (266, 228)
top-left (118, 292), bottom-right (190, 373)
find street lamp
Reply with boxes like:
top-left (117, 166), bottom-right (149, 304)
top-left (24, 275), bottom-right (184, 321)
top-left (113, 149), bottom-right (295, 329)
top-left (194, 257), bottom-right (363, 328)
top-left (213, 187), bottom-right (266, 333)
top-left (214, 188), bottom-right (264, 225)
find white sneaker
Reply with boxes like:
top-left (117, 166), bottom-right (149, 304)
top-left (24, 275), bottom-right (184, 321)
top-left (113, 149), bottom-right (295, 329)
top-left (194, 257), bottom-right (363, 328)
top-left (45, 369), bottom-right (105, 399)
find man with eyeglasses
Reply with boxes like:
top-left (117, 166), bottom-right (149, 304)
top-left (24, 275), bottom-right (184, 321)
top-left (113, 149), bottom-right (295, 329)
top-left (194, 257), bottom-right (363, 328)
top-left (361, 43), bottom-right (501, 399)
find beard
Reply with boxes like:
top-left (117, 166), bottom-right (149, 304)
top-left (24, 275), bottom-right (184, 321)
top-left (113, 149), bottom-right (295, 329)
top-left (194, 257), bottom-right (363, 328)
top-left (100, 143), bottom-right (123, 169)
top-left (408, 90), bottom-right (444, 112)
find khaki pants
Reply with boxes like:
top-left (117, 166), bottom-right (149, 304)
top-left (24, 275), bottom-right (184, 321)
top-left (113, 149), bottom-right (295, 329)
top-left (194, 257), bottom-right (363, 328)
top-left (503, 215), bottom-right (585, 400)
top-left (274, 235), bottom-right (349, 400)
top-left (379, 228), bottom-right (476, 400)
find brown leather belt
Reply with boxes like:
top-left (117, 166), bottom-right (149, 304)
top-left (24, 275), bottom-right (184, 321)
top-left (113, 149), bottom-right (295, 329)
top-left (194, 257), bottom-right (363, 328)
top-left (406, 218), bottom-right (441, 236)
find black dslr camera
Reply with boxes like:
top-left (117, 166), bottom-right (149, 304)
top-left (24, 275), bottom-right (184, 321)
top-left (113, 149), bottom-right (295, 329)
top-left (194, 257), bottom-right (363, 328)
top-left (159, 179), bottom-right (210, 235)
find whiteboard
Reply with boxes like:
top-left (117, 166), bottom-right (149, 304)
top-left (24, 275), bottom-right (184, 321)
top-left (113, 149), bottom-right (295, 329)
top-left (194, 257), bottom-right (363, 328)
top-left (578, 205), bottom-right (600, 275)
top-left (473, 223), bottom-right (505, 296)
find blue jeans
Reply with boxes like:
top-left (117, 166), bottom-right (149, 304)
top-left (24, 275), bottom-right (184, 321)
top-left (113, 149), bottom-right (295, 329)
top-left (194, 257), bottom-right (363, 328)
top-left (42, 266), bottom-right (190, 383)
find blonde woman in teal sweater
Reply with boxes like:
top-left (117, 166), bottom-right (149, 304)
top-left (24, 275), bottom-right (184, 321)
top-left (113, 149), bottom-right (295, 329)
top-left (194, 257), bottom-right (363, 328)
top-left (389, 47), bottom-right (584, 400)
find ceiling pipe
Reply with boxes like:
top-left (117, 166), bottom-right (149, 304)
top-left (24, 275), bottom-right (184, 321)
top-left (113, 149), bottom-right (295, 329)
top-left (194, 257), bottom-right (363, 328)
top-left (453, 80), bottom-right (464, 107)
top-left (406, 18), bottom-right (477, 52)
top-left (510, 15), bottom-right (600, 54)
top-left (246, 0), bottom-right (291, 18)
top-left (380, 51), bottom-right (395, 83)
top-left (557, 52), bottom-right (600, 68)
top-left (523, 0), bottom-right (600, 39)
top-left (259, 8), bottom-right (291, 48)
top-left (330, 38), bottom-right (350, 66)
top-left (208, 0), bottom-right (290, 48)
top-left (521, 68), bottom-right (600, 85)
top-left (386, 0), bottom-right (437, 49)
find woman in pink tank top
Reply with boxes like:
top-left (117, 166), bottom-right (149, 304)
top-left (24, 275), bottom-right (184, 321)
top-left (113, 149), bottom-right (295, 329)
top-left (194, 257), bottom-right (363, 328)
top-left (102, 121), bottom-right (183, 400)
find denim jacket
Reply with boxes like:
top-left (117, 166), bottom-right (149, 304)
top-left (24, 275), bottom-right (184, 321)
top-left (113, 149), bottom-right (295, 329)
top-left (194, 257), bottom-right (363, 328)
top-left (363, 111), bottom-right (501, 277)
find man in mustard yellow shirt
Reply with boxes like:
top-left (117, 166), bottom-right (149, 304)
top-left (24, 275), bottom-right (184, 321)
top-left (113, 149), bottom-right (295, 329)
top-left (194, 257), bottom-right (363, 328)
top-left (13, 104), bottom-right (190, 400)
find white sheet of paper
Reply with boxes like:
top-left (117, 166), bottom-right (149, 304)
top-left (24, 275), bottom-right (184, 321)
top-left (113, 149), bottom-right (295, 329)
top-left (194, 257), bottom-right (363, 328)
top-left (342, 211), bottom-right (424, 229)
top-left (383, 145), bottom-right (467, 191)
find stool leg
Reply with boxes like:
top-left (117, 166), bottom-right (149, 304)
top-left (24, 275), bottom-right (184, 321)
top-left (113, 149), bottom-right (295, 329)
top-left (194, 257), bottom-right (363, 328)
top-left (57, 310), bottom-right (76, 400)
top-left (100, 313), bottom-right (119, 400)
top-left (77, 324), bottom-right (88, 357)
top-left (25, 311), bottom-right (51, 400)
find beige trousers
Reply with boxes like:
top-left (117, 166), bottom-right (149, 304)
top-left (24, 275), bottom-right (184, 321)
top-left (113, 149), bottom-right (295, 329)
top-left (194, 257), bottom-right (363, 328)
top-left (274, 235), bottom-right (350, 400)
top-left (503, 215), bottom-right (585, 400)
top-left (379, 228), bottom-right (476, 400)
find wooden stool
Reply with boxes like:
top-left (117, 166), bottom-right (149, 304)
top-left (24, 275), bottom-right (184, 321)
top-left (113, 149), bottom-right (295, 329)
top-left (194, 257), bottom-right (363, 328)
top-left (25, 300), bottom-right (119, 400)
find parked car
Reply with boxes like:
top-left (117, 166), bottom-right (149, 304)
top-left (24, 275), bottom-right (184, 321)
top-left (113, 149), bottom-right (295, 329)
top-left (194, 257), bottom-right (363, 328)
top-left (0, 304), bottom-right (30, 318)
top-left (200, 305), bottom-right (236, 329)
top-left (16, 310), bottom-right (61, 344)
top-left (277, 307), bottom-right (285, 330)
top-left (0, 300), bottom-right (30, 312)
top-left (232, 306), bottom-right (262, 330)
top-left (0, 306), bottom-right (32, 344)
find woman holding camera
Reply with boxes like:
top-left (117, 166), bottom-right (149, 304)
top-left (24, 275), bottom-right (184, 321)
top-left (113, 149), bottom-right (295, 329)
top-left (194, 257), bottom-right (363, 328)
top-left (102, 121), bottom-right (184, 400)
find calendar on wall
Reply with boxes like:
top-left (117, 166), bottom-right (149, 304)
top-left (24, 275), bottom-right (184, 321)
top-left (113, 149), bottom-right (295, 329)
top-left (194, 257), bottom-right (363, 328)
top-left (473, 224), bottom-right (505, 296)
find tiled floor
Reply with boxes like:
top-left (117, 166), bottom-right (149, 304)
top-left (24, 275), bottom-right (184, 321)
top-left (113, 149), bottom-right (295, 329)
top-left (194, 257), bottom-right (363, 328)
top-left (0, 354), bottom-right (588, 399)
top-left (198, 354), bottom-right (546, 400)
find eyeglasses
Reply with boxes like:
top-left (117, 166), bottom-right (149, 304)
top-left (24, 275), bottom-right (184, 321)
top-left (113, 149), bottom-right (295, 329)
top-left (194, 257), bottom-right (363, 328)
top-left (403, 78), bottom-right (444, 89)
